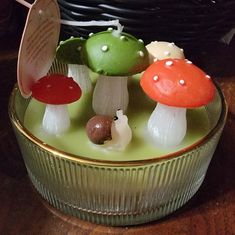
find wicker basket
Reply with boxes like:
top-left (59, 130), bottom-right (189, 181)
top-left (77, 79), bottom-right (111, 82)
top-left (58, 0), bottom-right (235, 50)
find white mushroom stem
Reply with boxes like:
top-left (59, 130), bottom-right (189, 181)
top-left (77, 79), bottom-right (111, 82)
top-left (92, 75), bottom-right (129, 117)
top-left (42, 104), bottom-right (70, 135)
top-left (104, 110), bottom-right (132, 150)
top-left (147, 103), bottom-right (187, 147)
top-left (68, 64), bottom-right (92, 93)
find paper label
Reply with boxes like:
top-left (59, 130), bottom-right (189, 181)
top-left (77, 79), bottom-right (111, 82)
top-left (17, 0), bottom-right (60, 98)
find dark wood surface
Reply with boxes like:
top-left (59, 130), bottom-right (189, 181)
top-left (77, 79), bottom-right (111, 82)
top-left (1, 26), bottom-right (235, 235)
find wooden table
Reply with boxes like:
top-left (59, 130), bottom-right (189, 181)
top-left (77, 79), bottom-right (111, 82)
top-left (1, 34), bottom-right (235, 235)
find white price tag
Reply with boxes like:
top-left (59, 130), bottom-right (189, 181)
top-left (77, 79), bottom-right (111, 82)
top-left (17, 0), bottom-right (60, 98)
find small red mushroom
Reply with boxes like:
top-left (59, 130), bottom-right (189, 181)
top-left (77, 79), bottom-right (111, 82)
top-left (140, 59), bottom-right (215, 147)
top-left (31, 74), bottom-right (82, 135)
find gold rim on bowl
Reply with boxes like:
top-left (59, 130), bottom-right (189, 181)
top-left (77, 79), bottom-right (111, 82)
top-left (9, 82), bottom-right (228, 167)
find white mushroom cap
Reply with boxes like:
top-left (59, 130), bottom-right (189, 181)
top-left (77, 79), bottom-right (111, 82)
top-left (146, 41), bottom-right (185, 63)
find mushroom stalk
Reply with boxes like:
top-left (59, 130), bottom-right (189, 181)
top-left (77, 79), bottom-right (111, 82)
top-left (42, 104), bottom-right (70, 135)
top-left (68, 64), bottom-right (92, 93)
top-left (147, 103), bottom-right (187, 147)
top-left (92, 75), bottom-right (129, 117)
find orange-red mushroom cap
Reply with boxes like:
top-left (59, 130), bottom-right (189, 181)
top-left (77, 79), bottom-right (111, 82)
top-left (31, 74), bottom-right (82, 105)
top-left (140, 59), bottom-right (215, 108)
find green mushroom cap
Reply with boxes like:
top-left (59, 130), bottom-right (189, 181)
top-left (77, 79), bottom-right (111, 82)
top-left (56, 37), bottom-right (85, 64)
top-left (83, 31), bottom-right (150, 76)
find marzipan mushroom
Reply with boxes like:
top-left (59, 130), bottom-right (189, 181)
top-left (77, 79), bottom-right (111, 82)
top-left (56, 37), bottom-right (92, 93)
top-left (140, 59), bottom-right (215, 147)
top-left (83, 29), bottom-right (149, 116)
top-left (31, 74), bottom-right (82, 135)
top-left (146, 41), bottom-right (185, 63)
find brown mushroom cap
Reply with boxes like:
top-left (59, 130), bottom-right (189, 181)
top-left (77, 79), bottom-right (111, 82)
top-left (140, 59), bottom-right (215, 108)
top-left (31, 74), bottom-right (82, 105)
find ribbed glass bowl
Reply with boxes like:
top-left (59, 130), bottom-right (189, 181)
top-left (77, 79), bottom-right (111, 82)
top-left (9, 80), bottom-right (227, 226)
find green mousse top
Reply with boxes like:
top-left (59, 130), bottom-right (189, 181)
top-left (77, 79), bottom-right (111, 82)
top-left (83, 30), bottom-right (150, 76)
top-left (56, 37), bottom-right (85, 64)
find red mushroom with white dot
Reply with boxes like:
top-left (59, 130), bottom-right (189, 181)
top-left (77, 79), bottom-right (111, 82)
top-left (140, 59), bottom-right (215, 147)
top-left (31, 74), bottom-right (82, 135)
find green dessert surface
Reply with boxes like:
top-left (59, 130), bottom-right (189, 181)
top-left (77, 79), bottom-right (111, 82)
top-left (23, 74), bottom-right (210, 161)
